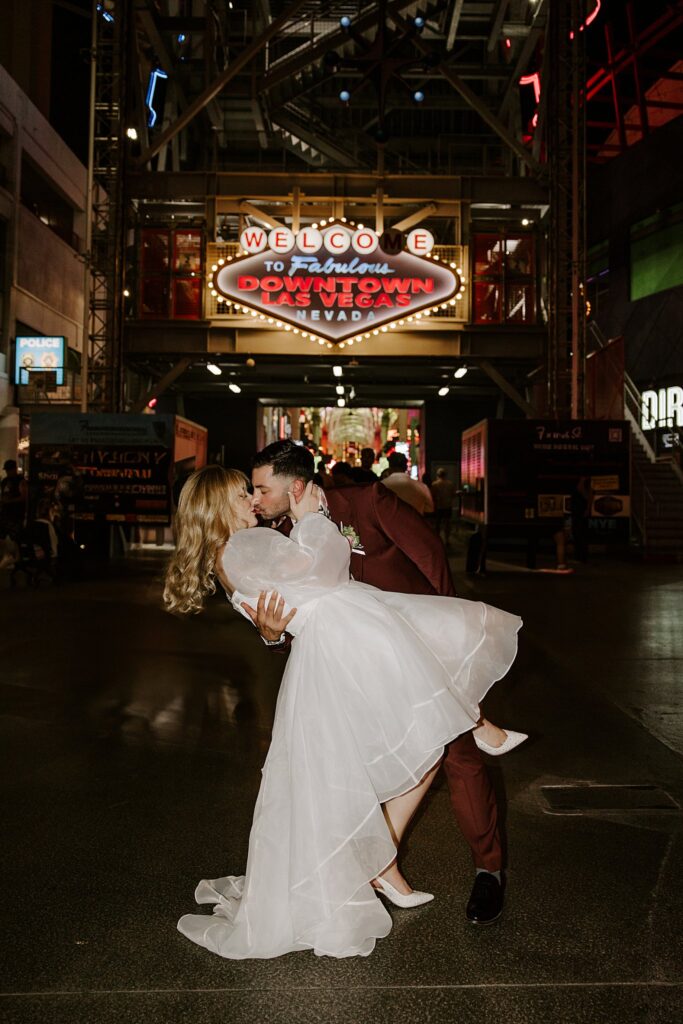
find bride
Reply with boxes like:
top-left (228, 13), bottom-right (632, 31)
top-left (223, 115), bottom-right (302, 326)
top-left (163, 465), bottom-right (523, 959)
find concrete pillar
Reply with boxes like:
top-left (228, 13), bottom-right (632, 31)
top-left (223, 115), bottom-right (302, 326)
top-left (0, 403), bottom-right (19, 466)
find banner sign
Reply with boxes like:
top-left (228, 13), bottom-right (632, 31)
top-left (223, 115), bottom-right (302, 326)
top-left (30, 413), bottom-right (174, 524)
top-left (211, 221), bottom-right (463, 345)
top-left (641, 385), bottom-right (683, 429)
top-left (15, 336), bottom-right (65, 385)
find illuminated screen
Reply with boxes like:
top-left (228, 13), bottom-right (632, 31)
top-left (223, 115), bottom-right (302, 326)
top-left (630, 221), bottom-right (683, 301)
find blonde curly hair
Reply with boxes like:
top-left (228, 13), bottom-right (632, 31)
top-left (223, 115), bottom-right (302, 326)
top-left (163, 465), bottom-right (250, 615)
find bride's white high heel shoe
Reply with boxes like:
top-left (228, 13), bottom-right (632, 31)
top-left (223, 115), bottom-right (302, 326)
top-left (372, 876), bottom-right (434, 908)
top-left (474, 729), bottom-right (528, 756)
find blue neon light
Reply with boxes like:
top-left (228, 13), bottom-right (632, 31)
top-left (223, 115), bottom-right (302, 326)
top-left (177, 34), bottom-right (186, 43)
top-left (96, 3), bottom-right (115, 22)
top-left (146, 69), bottom-right (168, 128)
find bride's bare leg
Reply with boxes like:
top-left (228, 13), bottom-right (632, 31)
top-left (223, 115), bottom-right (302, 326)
top-left (472, 716), bottom-right (508, 749)
top-left (373, 760), bottom-right (442, 895)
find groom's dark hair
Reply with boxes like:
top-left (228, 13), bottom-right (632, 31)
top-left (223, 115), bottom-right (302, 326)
top-left (253, 440), bottom-right (315, 482)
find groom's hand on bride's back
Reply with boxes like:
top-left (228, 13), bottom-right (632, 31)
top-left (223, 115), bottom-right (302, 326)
top-left (242, 590), bottom-right (296, 647)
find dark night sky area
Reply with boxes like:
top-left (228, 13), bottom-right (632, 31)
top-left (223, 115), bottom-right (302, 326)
top-left (50, 0), bottom-right (91, 163)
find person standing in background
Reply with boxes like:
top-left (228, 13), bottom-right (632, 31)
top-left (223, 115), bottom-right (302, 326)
top-left (570, 476), bottom-right (594, 563)
top-left (381, 452), bottom-right (434, 516)
top-left (431, 468), bottom-right (457, 548)
top-left (351, 447), bottom-right (379, 484)
top-left (0, 460), bottom-right (28, 534)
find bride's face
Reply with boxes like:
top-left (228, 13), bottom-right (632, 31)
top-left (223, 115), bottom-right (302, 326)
top-left (233, 483), bottom-right (258, 530)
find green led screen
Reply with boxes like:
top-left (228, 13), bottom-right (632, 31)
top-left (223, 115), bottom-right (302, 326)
top-left (630, 221), bottom-right (683, 301)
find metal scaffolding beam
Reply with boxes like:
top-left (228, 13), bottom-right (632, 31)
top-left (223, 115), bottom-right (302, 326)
top-left (389, 9), bottom-right (541, 177)
top-left (83, 0), bottom-right (128, 412)
top-left (546, 0), bottom-right (587, 419)
top-left (136, 0), bottom-right (310, 166)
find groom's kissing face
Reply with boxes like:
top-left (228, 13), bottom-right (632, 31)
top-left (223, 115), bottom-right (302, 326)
top-left (252, 465), bottom-right (297, 520)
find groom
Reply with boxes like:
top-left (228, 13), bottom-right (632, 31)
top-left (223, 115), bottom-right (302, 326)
top-left (245, 439), bottom-right (506, 926)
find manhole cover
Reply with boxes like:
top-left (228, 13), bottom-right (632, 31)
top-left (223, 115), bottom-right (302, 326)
top-left (540, 784), bottom-right (680, 814)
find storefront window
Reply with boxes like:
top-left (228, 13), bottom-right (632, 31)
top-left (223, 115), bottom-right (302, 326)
top-left (472, 232), bottom-right (535, 324)
top-left (173, 277), bottom-right (201, 318)
top-left (173, 231), bottom-right (202, 273)
top-left (139, 228), bottom-right (202, 319)
top-left (473, 281), bottom-right (501, 322)
top-left (140, 275), bottom-right (170, 317)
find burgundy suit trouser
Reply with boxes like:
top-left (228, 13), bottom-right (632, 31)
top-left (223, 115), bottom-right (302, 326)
top-left (442, 732), bottom-right (502, 872)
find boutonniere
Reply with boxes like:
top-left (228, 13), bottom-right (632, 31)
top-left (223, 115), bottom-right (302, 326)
top-left (340, 523), bottom-right (366, 555)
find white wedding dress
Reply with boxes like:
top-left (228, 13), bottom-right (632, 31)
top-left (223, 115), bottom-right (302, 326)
top-left (177, 514), bottom-right (521, 959)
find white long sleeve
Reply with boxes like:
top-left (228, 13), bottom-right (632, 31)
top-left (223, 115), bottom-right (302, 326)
top-left (222, 514), bottom-right (350, 623)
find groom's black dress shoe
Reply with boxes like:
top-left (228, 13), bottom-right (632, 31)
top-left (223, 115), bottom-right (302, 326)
top-left (466, 872), bottom-right (503, 925)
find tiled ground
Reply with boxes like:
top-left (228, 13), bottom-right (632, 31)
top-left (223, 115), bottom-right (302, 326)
top-left (1, 548), bottom-right (681, 1024)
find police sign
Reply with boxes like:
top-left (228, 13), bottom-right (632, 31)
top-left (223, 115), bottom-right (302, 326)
top-left (15, 336), bottom-right (65, 386)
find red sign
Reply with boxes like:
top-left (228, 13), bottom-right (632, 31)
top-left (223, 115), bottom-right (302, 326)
top-left (211, 221), bottom-right (462, 344)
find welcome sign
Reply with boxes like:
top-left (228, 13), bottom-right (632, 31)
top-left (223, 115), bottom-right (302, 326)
top-left (210, 222), bottom-right (463, 345)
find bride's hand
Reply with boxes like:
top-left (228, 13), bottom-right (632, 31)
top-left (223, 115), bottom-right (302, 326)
top-left (288, 480), bottom-right (321, 522)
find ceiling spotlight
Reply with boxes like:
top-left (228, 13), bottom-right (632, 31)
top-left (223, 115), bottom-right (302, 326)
top-left (521, 218), bottom-right (530, 226)
top-left (336, 384), bottom-right (344, 395)
top-left (339, 89), bottom-right (351, 103)
top-left (123, 288), bottom-right (130, 297)
top-left (413, 15), bottom-right (425, 30)
top-left (126, 127), bottom-right (138, 140)
top-left (454, 366), bottom-right (468, 379)
top-left (333, 365), bottom-right (343, 377)
top-left (228, 382), bottom-right (241, 393)
top-left (206, 362), bottom-right (222, 375)
top-left (337, 397), bottom-right (346, 407)
top-left (438, 386), bottom-right (450, 397)
top-left (413, 90), bottom-right (425, 103)
top-left (339, 15), bottom-right (351, 28)
top-left (177, 33), bottom-right (186, 43)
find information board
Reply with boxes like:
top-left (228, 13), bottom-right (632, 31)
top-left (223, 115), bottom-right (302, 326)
top-left (30, 413), bottom-right (174, 524)
top-left (460, 419), bottom-right (630, 541)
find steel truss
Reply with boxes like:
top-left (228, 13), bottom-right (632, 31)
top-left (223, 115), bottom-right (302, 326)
top-left (546, 0), bottom-right (587, 419)
top-left (83, 0), bottom-right (128, 412)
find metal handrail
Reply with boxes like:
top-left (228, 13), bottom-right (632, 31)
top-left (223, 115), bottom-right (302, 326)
top-left (630, 455), bottom-right (659, 547)
top-left (587, 321), bottom-right (659, 462)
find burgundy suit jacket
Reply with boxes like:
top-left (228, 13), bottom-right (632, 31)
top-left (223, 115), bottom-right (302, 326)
top-left (274, 483), bottom-right (455, 598)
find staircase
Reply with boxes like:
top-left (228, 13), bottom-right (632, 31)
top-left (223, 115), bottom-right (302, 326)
top-left (587, 325), bottom-right (683, 561)
top-left (626, 404), bottom-right (683, 562)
